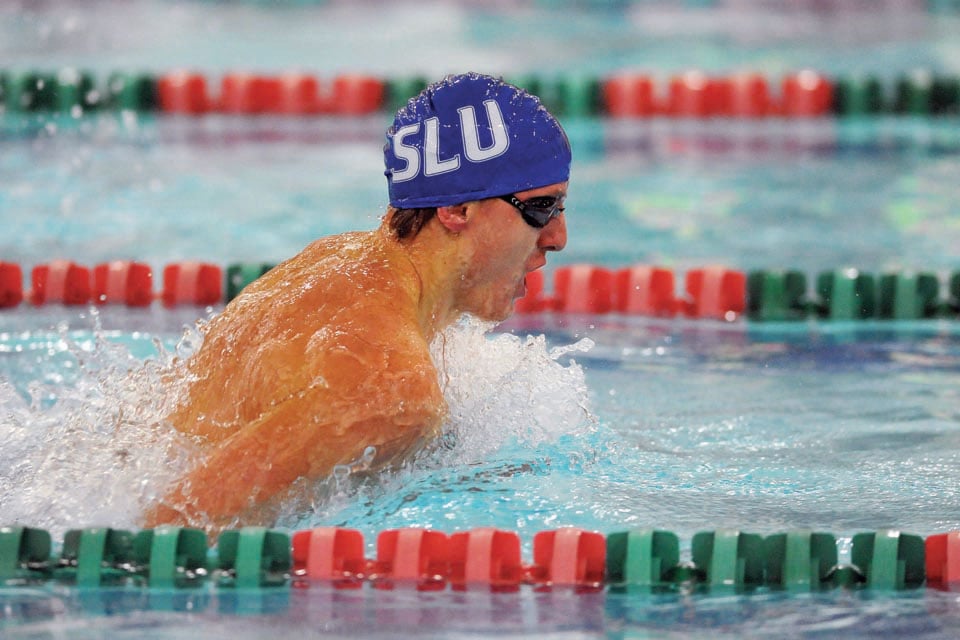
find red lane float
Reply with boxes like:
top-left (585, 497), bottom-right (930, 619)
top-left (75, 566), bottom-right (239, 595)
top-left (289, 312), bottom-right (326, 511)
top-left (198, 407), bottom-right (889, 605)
top-left (30, 260), bottom-right (91, 306)
top-left (93, 261), bottom-right (153, 306)
top-left (667, 71), bottom-right (712, 117)
top-left (291, 527), bottom-right (368, 588)
top-left (926, 531), bottom-right (960, 589)
top-left (449, 528), bottom-right (524, 592)
top-left (374, 528), bottom-right (449, 591)
top-left (782, 70), bottom-right (834, 117)
top-left (219, 73), bottom-right (283, 114)
top-left (276, 73), bottom-right (321, 114)
top-left (219, 73), bottom-right (259, 113)
top-left (161, 261), bottom-right (223, 307)
top-left (158, 72), bottom-right (212, 114)
top-left (19, 68), bottom-right (936, 120)
top-left (529, 527), bottom-right (605, 590)
top-left (683, 266), bottom-right (747, 320)
top-left (709, 77), bottom-right (736, 118)
top-left (667, 71), bottom-right (736, 118)
top-left (613, 265), bottom-right (677, 316)
top-left (554, 264), bottom-right (614, 314)
top-left (602, 74), bottom-right (657, 118)
top-left (0, 262), bottom-right (24, 308)
top-left (319, 75), bottom-right (384, 115)
top-left (728, 73), bottom-right (774, 118)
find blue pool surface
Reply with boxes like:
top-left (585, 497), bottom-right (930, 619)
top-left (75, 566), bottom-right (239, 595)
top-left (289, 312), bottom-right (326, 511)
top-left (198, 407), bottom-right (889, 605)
top-left (3, 0), bottom-right (960, 637)
top-left (4, 585), bottom-right (960, 639)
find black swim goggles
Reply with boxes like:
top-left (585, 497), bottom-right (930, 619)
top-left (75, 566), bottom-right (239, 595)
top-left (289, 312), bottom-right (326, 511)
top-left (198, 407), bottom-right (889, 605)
top-left (498, 194), bottom-right (565, 229)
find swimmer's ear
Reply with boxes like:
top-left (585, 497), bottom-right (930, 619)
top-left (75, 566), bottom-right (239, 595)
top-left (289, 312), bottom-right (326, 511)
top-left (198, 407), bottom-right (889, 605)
top-left (436, 204), bottom-right (470, 234)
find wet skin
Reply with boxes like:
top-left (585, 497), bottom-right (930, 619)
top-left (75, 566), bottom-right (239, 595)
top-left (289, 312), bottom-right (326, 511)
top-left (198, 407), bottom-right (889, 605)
top-left (142, 182), bottom-right (567, 533)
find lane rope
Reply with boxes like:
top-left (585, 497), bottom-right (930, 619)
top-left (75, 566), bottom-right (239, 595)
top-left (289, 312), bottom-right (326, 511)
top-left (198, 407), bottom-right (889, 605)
top-left (3, 260), bottom-right (958, 322)
top-left (2, 69), bottom-right (959, 118)
top-left (1, 525), bottom-right (955, 593)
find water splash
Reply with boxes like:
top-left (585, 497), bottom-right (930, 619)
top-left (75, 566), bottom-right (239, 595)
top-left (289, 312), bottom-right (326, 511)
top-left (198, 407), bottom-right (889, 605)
top-left (0, 314), bottom-right (201, 539)
top-left (426, 314), bottom-right (596, 466)
top-left (278, 315), bottom-right (599, 531)
top-left (0, 312), bottom-right (596, 537)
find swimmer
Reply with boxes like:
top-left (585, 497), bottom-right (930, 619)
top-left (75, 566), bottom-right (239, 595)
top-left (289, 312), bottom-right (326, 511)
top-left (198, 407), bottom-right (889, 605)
top-left (142, 72), bottom-right (571, 533)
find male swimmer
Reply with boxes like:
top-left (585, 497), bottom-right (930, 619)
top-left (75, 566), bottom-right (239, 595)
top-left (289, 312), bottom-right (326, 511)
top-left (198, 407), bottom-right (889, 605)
top-left (143, 72), bottom-right (571, 532)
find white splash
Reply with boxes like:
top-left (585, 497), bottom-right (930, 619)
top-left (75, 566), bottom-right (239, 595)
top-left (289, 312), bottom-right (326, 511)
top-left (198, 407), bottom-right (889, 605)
top-left (281, 314), bottom-right (598, 529)
top-left (425, 315), bottom-right (596, 466)
top-left (0, 319), bottom-right (200, 539)
top-left (0, 313), bottom-right (595, 537)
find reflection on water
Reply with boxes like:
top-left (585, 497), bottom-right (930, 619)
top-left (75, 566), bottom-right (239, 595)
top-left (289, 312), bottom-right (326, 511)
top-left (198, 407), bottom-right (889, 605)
top-left (6, 583), bottom-right (960, 639)
top-left (4, 116), bottom-right (960, 274)
top-left (1, 310), bottom-right (959, 543)
top-left (0, 312), bottom-right (596, 540)
top-left (2, 0), bottom-right (960, 634)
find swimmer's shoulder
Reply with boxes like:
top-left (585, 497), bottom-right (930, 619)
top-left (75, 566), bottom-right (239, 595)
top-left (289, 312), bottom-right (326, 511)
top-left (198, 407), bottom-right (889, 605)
top-left (231, 229), bottom-right (418, 318)
top-left (241, 231), bottom-right (385, 293)
top-left (290, 231), bottom-right (378, 268)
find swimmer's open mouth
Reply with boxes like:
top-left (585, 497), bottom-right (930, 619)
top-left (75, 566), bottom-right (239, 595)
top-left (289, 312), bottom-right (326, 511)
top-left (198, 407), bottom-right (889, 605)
top-left (516, 274), bottom-right (528, 299)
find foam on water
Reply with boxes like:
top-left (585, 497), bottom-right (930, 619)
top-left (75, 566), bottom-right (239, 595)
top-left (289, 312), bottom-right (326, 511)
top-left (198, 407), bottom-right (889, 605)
top-left (277, 314), bottom-right (599, 530)
top-left (0, 314), bottom-right (200, 537)
top-left (426, 315), bottom-right (596, 465)
top-left (0, 312), bottom-right (596, 537)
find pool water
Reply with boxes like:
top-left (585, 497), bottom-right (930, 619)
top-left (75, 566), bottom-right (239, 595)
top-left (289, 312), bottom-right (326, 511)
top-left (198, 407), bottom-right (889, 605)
top-left (4, 585), bottom-right (960, 639)
top-left (3, 0), bottom-right (960, 637)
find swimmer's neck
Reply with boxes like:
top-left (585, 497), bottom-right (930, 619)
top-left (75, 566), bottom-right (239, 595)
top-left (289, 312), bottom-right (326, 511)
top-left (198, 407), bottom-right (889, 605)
top-left (377, 220), bottom-right (468, 339)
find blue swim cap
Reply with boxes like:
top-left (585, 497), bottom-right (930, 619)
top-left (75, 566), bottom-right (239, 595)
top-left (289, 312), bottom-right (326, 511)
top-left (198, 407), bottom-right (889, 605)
top-left (384, 73), bottom-right (571, 209)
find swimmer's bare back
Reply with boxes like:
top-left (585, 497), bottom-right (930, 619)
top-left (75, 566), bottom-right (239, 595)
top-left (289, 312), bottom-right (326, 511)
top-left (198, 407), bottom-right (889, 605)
top-left (142, 229), bottom-right (445, 532)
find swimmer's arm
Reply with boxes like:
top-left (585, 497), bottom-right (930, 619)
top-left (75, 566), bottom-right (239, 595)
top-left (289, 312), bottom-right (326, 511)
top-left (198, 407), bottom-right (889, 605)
top-left (143, 397), bottom-right (345, 530)
top-left (143, 350), bottom-right (444, 531)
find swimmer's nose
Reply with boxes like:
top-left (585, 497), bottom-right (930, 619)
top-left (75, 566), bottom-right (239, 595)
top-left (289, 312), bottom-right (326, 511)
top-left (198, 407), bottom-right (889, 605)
top-left (537, 213), bottom-right (567, 253)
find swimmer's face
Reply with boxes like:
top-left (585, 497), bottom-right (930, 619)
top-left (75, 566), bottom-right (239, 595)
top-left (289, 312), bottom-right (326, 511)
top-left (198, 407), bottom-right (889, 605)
top-left (460, 181), bottom-right (568, 321)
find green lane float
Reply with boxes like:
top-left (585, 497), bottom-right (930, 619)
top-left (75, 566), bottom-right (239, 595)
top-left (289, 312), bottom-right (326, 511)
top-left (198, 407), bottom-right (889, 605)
top-left (0, 526), bottom-right (52, 584)
top-left (106, 72), bottom-right (159, 112)
top-left (877, 272), bottom-right (940, 320)
top-left (57, 528), bottom-right (136, 587)
top-left (605, 529), bottom-right (680, 591)
top-left (747, 270), bottom-right (808, 322)
top-left (226, 262), bottom-right (274, 302)
top-left (896, 70), bottom-right (935, 116)
top-left (851, 530), bottom-right (926, 590)
top-left (3, 525), bottom-right (960, 594)
top-left (133, 526), bottom-right (208, 589)
top-left (932, 76), bottom-right (960, 114)
top-left (764, 530), bottom-right (837, 590)
top-left (4, 68), bottom-right (960, 119)
top-left (215, 527), bottom-right (291, 588)
top-left (691, 530), bottom-right (765, 591)
top-left (816, 269), bottom-right (877, 320)
top-left (385, 76), bottom-right (429, 114)
top-left (3, 259), bottom-right (960, 323)
top-left (949, 271), bottom-right (960, 314)
top-left (53, 68), bottom-right (99, 114)
top-left (533, 75), bottom-right (603, 118)
top-left (2, 71), bottom-right (55, 112)
top-left (834, 75), bottom-right (885, 116)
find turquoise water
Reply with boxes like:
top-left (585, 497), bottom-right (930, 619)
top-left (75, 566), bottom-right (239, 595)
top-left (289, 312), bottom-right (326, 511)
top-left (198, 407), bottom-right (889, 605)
top-left (4, 585), bottom-right (960, 638)
top-left (3, 1), bottom-right (960, 637)
top-left (4, 116), bottom-right (960, 271)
